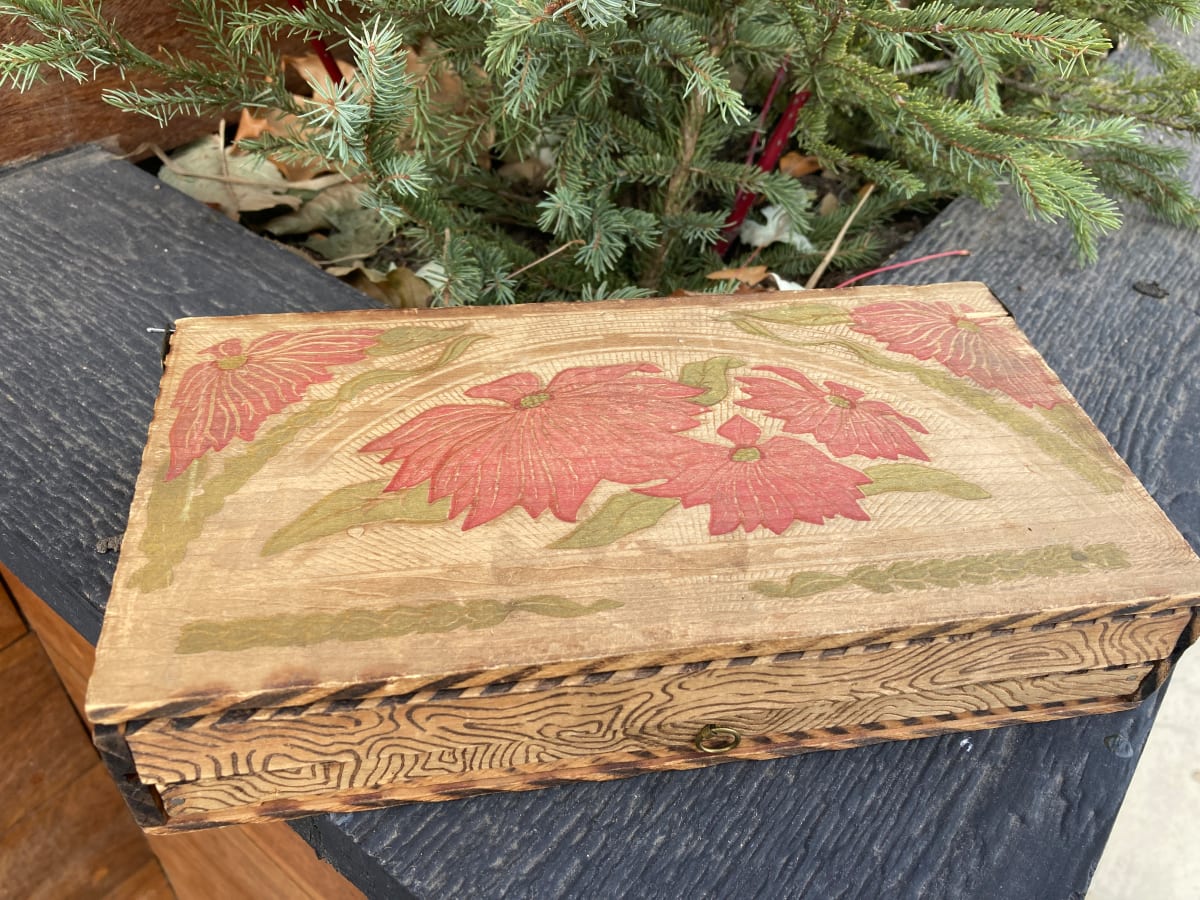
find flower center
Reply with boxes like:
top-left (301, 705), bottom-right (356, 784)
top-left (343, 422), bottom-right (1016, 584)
top-left (953, 317), bottom-right (981, 333)
top-left (217, 354), bottom-right (247, 371)
top-left (519, 392), bottom-right (551, 409)
top-left (731, 447), bottom-right (761, 462)
top-left (827, 394), bottom-right (853, 409)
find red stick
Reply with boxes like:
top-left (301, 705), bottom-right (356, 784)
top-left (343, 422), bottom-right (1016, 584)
top-left (833, 250), bottom-right (972, 288)
top-left (744, 59), bottom-right (791, 168)
top-left (285, 0), bottom-right (344, 86)
top-left (715, 89), bottom-right (811, 256)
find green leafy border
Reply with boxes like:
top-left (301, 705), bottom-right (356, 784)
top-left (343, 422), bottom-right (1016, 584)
top-left (176, 595), bottom-right (623, 654)
top-left (752, 543), bottom-right (1130, 598)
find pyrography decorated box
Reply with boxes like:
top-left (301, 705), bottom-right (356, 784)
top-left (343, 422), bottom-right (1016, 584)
top-left (87, 282), bottom-right (1200, 831)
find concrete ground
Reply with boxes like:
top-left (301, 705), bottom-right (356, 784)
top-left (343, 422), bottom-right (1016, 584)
top-left (1089, 648), bottom-right (1200, 899)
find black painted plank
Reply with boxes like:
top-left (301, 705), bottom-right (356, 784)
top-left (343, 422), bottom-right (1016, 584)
top-left (0, 147), bottom-right (373, 643)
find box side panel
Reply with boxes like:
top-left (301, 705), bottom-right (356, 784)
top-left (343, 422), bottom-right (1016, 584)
top-left (151, 668), bottom-right (1148, 830)
top-left (127, 610), bottom-right (1185, 787)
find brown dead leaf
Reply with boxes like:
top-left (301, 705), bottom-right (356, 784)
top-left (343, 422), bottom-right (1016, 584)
top-left (818, 192), bottom-right (840, 216)
top-left (343, 266), bottom-right (434, 309)
top-left (406, 39), bottom-right (493, 168)
top-left (234, 107), bottom-right (327, 181)
top-left (159, 135), bottom-right (300, 218)
top-left (705, 264), bottom-right (770, 285)
top-left (778, 152), bottom-right (821, 178)
top-left (406, 38), bottom-right (466, 112)
top-left (286, 54), bottom-right (358, 94)
top-left (498, 157), bottom-right (548, 182)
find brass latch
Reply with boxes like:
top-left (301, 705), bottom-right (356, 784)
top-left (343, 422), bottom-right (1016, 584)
top-left (693, 724), bottom-right (741, 754)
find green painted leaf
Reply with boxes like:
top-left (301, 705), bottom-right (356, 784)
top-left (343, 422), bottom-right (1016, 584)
top-left (550, 494), bottom-right (679, 549)
top-left (861, 464), bottom-right (991, 500)
top-left (511, 596), bottom-right (625, 618)
top-left (746, 303), bottom-right (852, 327)
top-left (262, 479), bottom-right (450, 556)
top-left (367, 324), bottom-right (467, 357)
top-left (177, 594), bottom-right (622, 653)
top-left (678, 356), bottom-right (746, 405)
top-left (730, 317), bottom-right (779, 338)
top-left (751, 572), bottom-right (850, 598)
top-left (751, 543), bottom-right (1131, 601)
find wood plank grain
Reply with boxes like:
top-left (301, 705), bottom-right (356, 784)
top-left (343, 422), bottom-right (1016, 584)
top-left (127, 612), bottom-right (1184, 788)
top-left (0, 763), bottom-right (173, 899)
top-left (0, 634), bottom-right (98, 833)
top-left (147, 823), bottom-right (364, 900)
top-left (0, 1), bottom-right (318, 165)
top-left (2, 564), bottom-right (92, 714)
top-left (0, 577), bottom-right (25, 651)
top-left (155, 668), bottom-right (1146, 828)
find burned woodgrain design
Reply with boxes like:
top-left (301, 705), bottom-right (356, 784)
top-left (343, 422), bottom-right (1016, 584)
top-left (128, 611), bottom-right (1185, 788)
top-left (103, 609), bottom-right (1185, 828)
top-left (144, 675), bottom-right (1146, 831)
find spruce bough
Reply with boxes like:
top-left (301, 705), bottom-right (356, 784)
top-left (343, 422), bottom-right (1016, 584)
top-left (5, 0), bottom-right (1200, 304)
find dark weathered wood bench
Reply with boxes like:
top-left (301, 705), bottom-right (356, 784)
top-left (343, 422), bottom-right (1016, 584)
top-left (1, 135), bottom-right (1196, 896)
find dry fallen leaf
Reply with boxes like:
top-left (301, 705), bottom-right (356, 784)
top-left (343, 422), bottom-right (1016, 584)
top-left (406, 38), bottom-right (494, 168)
top-left (778, 152), bottom-right (821, 178)
top-left (267, 183), bottom-right (394, 261)
top-left (705, 265), bottom-right (770, 285)
top-left (159, 135), bottom-right (301, 218)
top-left (235, 107), bottom-right (326, 181)
top-left (818, 192), bottom-right (840, 216)
top-left (286, 53), bottom-right (358, 94)
top-left (345, 266), bottom-right (434, 309)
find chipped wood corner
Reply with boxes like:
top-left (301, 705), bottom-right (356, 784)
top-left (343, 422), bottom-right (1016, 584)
top-left (92, 722), bottom-right (168, 830)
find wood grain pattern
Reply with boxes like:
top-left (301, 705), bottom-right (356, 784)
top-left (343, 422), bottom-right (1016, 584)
top-left (0, 0), bottom-right (205, 167)
top-left (153, 678), bottom-right (1144, 829)
top-left (146, 823), bottom-right (365, 900)
top-left (2, 564), bottom-right (92, 715)
top-left (87, 284), bottom-right (1200, 728)
top-left (0, 634), bottom-right (98, 833)
top-left (126, 612), bottom-right (1185, 788)
top-left (0, 764), bottom-right (173, 899)
top-left (0, 586), bottom-right (171, 898)
top-left (0, 577), bottom-right (25, 652)
top-left (0, 1), bottom-right (321, 166)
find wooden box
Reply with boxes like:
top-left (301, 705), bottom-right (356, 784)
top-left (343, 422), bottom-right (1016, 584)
top-left (87, 283), bottom-right (1200, 832)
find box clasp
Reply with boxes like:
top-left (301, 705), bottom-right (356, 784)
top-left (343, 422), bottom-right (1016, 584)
top-left (693, 724), bottom-right (741, 754)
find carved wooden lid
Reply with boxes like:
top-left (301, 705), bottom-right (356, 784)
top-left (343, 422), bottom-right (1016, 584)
top-left (88, 283), bottom-right (1200, 723)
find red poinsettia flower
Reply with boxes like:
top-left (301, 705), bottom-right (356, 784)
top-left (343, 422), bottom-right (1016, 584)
top-left (850, 300), bottom-right (1062, 409)
top-left (167, 328), bottom-right (381, 480)
top-left (361, 364), bottom-right (708, 529)
top-left (636, 415), bottom-right (871, 535)
top-left (736, 366), bottom-right (929, 460)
